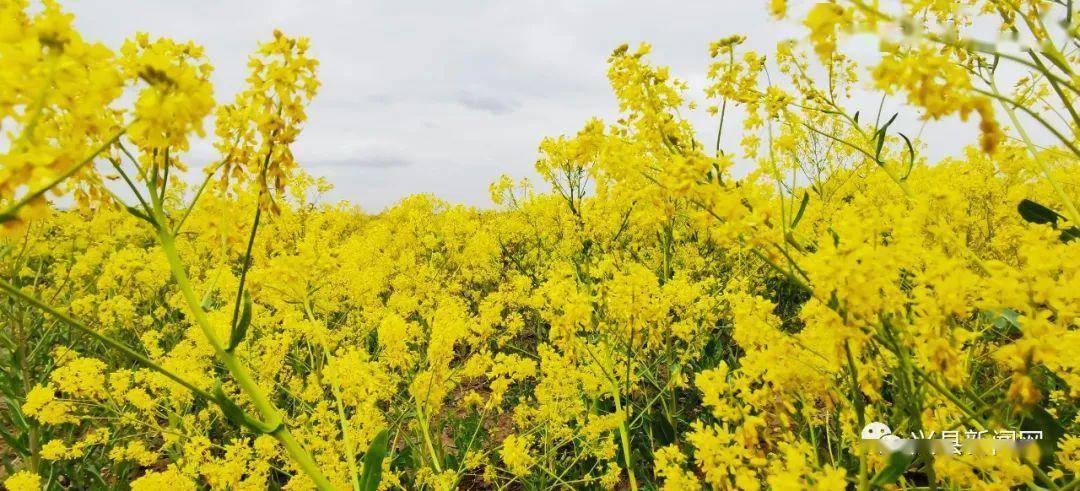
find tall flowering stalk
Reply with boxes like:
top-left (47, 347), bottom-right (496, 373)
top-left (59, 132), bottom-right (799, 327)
top-left (0, 3), bottom-right (334, 489)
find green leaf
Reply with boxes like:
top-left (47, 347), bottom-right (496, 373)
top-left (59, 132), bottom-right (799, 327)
top-left (3, 396), bottom-right (28, 431)
top-left (1040, 44), bottom-right (1073, 75)
top-left (215, 384), bottom-right (252, 428)
top-left (874, 112), bottom-right (899, 163)
top-left (360, 429), bottom-right (391, 491)
top-left (228, 291), bottom-right (252, 352)
top-left (213, 383), bottom-right (280, 434)
top-left (879, 112), bottom-right (899, 133)
top-left (1023, 406), bottom-right (1066, 465)
top-left (84, 463), bottom-right (110, 489)
top-left (1026, 406), bottom-right (1066, 445)
top-left (0, 424), bottom-right (27, 456)
top-left (124, 206), bottom-right (154, 224)
top-left (898, 132), bottom-right (915, 179)
top-left (791, 191), bottom-right (810, 229)
top-left (870, 447), bottom-right (916, 486)
top-left (1017, 199), bottom-right (1063, 225)
top-left (987, 307), bottom-right (1021, 332)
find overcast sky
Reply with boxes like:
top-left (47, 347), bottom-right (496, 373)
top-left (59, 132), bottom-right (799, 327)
top-left (68, 0), bottom-right (984, 211)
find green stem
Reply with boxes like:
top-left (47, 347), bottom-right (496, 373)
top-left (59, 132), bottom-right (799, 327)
top-left (14, 316), bottom-right (40, 472)
top-left (989, 79), bottom-right (1080, 224)
top-left (0, 278), bottom-right (213, 401)
top-left (273, 425), bottom-right (336, 490)
top-left (0, 126), bottom-right (129, 222)
top-left (230, 204), bottom-right (262, 333)
top-left (304, 300), bottom-right (361, 491)
top-left (415, 398), bottom-right (443, 473)
top-left (172, 165), bottom-right (218, 235)
top-left (844, 341), bottom-right (869, 491)
top-left (154, 222), bottom-right (333, 490)
top-left (912, 368), bottom-right (987, 431)
top-left (611, 384), bottom-right (639, 491)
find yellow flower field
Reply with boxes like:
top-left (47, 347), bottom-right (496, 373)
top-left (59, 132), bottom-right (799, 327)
top-left (1, 0), bottom-right (1079, 489)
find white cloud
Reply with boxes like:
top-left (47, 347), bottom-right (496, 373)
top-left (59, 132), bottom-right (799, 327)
top-left (66, 0), bottom-right (989, 210)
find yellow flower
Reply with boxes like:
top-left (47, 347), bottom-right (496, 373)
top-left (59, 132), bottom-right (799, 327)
top-left (3, 0), bottom-right (1079, 489)
top-left (120, 32), bottom-right (214, 170)
top-left (3, 470), bottom-right (42, 491)
top-left (0, 0), bottom-right (123, 226)
top-left (41, 439), bottom-right (70, 460)
top-left (130, 466), bottom-right (194, 491)
top-left (803, 3), bottom-right (849, 61)
top-left (109, 440), bottom-right (159, 466)
top-left (500, 434), bottom-right (535, 477)
top-left (22, 384), bottom-right (76, 425)
top-left (213, 29), bottom-right (319, 210)
top-left (49, 356), bottom-right (106, 398)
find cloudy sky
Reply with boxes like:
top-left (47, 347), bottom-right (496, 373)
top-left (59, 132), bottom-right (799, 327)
top-left (69, 0), bottom-right (983, 211)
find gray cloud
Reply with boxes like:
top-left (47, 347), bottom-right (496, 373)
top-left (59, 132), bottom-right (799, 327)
top-left (303, 140), bottom-right (416, 169)
top-left (309, 155), bottom-right (413, 169)
top-left (456, 91), bottom-right (519, 115)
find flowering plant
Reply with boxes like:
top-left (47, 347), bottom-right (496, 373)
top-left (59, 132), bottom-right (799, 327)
top-left (1, 0), bottom-right (1078, 489)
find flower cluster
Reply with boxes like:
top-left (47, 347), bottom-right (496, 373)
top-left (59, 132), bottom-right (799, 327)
top-left (1, 0), bottom-right (1078, 490)
top-left (214, 29), bottom-right (319, 211)
top-left (119, 32), bottom-right (215, 171)
top-left (0, 0), bottom-right (123, 234)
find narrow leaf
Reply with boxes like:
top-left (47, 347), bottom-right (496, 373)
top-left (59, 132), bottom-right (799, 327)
top-left (228, 291), bottom-right (252, 352)
top-left (879, 112), bottom-right (899, 133)
top-left (214, 384), bottom-right (252, 429)
top-left (874, 112), bottom-right (899, 163)
top-left (360, 429), bottom-right (391, 491)
top-left (1060, 226), bottom-right (1079, 243)
top-left (0, 425), bottom-right (27, 455)
top-left (828, 227), bottom-right (840, 247)
top-left (1027, 406), bottom-right (1066, 446)
top-left (870, 446), bottom-right (916, 486)
top-left (987, 308), bottom-right (1021, 332)
top-left (214, 383), bottom-right (279, 434)
top-left (4, 396), bottom-right (28, 431)
top-left (1024, 406), bottom-right (1066, 465)
top-left (791, 191), bottom-right (810, 229)
top-left (124, 206), bottom-right (153, 224)
top-left (1017, 199), bottom-right (1063, 225)
top-left (1040, 45), bottom-right (1073, 75)
top-left (898, 132), bottom-right (915, 179)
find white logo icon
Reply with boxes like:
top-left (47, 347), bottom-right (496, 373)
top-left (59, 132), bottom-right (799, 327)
top-left (861, 422), bottom-right (892, 440)
top-left (861, 422), bottom-right (907, 453)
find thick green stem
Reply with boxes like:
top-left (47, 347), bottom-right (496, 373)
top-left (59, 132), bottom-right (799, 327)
top-left (273, 425), bottom-right (337, 490)
top-left (154, 223), bottom-right (333, 490)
